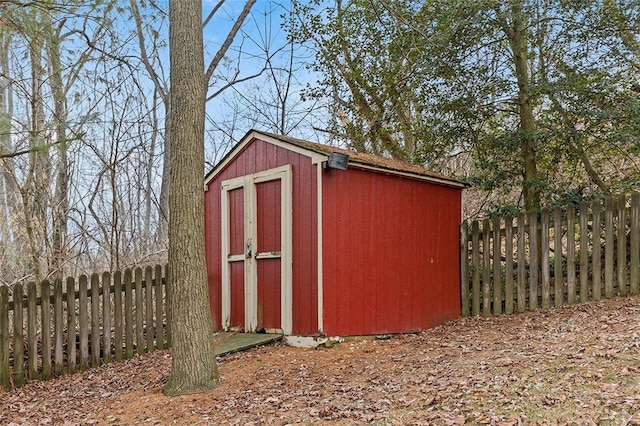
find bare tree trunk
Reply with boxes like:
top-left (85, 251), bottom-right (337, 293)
top-left (158, 103), bottom-right (170, 249)
top-left (164, 0), bottom-right (219, 396)
top-left (24, 36), bottom-right (50, 282)
top-left (47, 23), bottom-right (69, 280)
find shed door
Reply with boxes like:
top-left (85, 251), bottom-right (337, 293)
top-left (221, 165), bottom-right (292, 334)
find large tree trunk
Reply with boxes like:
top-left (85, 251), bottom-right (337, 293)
top-left (164, 0), bottom-right (219, 396)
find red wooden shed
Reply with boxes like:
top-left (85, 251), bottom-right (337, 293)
top-left (204, 130), bottom-right (466, 339)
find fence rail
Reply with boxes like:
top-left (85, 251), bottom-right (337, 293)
top-left (461, 192), bottom-right (640, 317)
top-left (0, 265), bottom-right (171, 390)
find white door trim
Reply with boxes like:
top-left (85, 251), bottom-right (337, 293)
top-left (220, 165), bottom-right (293, 334)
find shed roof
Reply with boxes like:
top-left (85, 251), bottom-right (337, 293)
top-left (204, 129), bottom-right (468, 189)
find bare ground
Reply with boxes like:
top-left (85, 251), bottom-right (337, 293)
top-left (3, 296), bottom-right (640, 425)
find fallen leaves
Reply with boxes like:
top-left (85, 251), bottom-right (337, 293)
top-left (3, 296), bottom-right (640, 424)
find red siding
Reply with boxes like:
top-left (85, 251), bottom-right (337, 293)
top-left (205, 138), bottom-right (319, 335)
top-left (322, 167), bottom-right (462, 336)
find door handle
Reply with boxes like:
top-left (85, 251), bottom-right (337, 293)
top-left (245, 239), bottom-right (252, 259)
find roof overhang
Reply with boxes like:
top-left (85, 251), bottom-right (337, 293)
top-left (204, 129), bottom-right (469, 190)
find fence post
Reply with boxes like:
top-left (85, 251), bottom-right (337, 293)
top-left (0, 286), bottom-right (10, 390)
top-left (460, 221), bottom-right (469, 317)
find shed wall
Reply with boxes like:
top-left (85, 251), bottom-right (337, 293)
top-left (205, 138), bottom-right (319, 335)
top-left (321, 167), bottom-right (462, 336)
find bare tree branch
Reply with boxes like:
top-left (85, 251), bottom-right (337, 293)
top-left (204, 0), bottom-right (257, 83)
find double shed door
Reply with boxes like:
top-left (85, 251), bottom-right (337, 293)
top-left (221, 165), bottom-right (292, 334)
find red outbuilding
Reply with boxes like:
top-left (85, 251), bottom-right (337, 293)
top-left (204, 130), bottom-right (466, 340)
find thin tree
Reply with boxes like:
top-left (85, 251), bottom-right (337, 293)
top-left (163, 0), bottom-right (219, 395)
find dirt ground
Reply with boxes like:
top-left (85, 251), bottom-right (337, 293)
top-left (3, 296), bottom-right (640, 425)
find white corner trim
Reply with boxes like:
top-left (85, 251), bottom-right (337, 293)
top-left (316, 163), bottom-right (324, 334)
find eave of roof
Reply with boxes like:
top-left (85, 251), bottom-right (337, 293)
top-left (204, 129), bottom-right (469, 189)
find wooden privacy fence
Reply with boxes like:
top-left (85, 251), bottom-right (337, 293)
top-left (0, 265), bottom-right (171, 390)
top-left (461, 192), bottom-right (640, 317)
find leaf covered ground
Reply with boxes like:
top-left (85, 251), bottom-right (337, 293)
top-left (3, 296), bottom-right (640, 425)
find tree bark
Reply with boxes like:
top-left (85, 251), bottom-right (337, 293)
top-left (164, 0), bottom-right (219, 396)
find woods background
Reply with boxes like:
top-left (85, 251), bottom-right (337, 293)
top-left (1, 0), bottom-right (639, 286)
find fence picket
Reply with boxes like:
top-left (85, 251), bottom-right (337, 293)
top-left (135, 268), bottom-right (144, 355)
top-left (567, 204), bottom-right (576, 304)
top-left (553, 207), bottom-right (563, 307)
top-left (517, 213), bottom-right (526, 312)
top-left (471, 221), bottom-right (480, 316)
top-left (0, 286), bottom-right (9, 390)
top-left (41, 281), bottom-right (52, 380)
top-left (592, 201), bottom-right (602, 301)
top-left (79, 275), bottom-right (89, 370)
top-left (604, 197), bottom-right (614, 298)
top-left (66, 277), bottom-right (77, 373)
top-left (27, 281), bottom-right (38, 379)
top-left (505, 216), bottom-right (514, 314)
top-left (579, 202), bottom-right (589, 303)
top-left (13, 283), bottom-right (24, 386)
top-left (492, 217), bottom-right (502, 315)
top-left (461, 221), bottom-right (469, 317)
top-left (103, 272), bottom-right (112, 364)
top-left (631, 192), bottom-right (640, 294)
top-left (541, 209), bottom-right (550, 309)
top-left (91, 274), bottom-right (100, 368)
top-left (482, 219), bottom-right (491, 317)
top-left (53, 279), bottom-right (64, 375)
top-left (124, 269), bottom-right (134, 359)
top-left (529, 212), bottom-right (539, 310)
top-left (618, 194), bottom-right (628, 296)
top-left (113, 270), bottom-right (123, 361)
top-left (155, 265), bottom-right (165, 349)
top-left (145, 266), bottom-right (154, 353)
